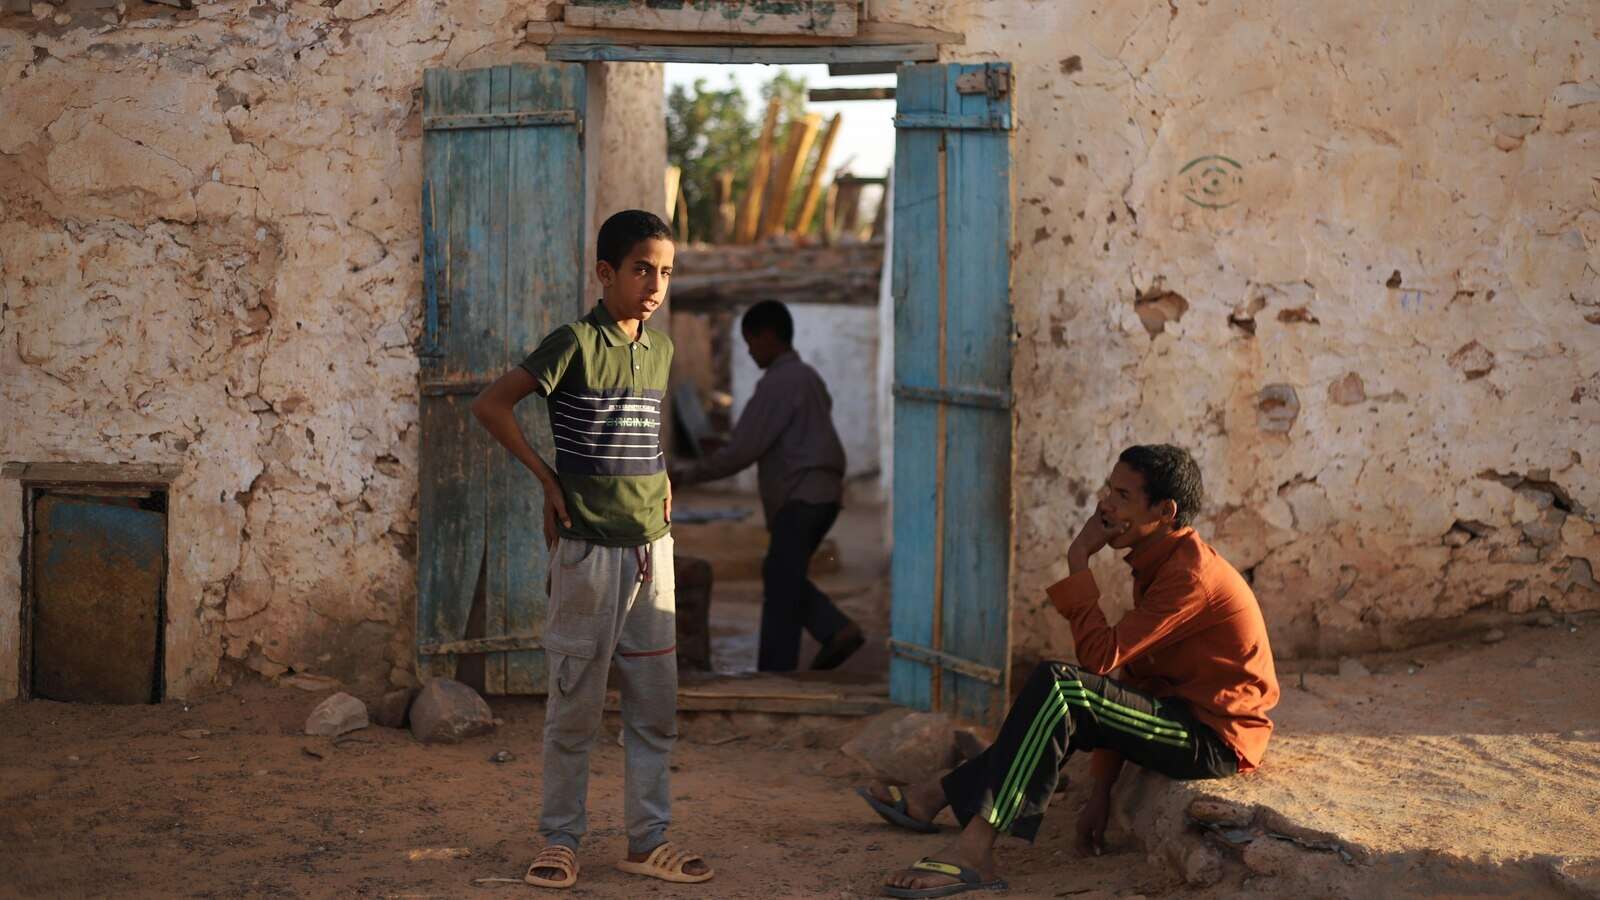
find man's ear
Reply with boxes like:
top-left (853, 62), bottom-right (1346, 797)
top-left (1158, 498), bottom-right (1179, 524)
top-left (595, 259), bottom-right (615, 287)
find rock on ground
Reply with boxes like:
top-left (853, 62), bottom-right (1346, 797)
top-left (371, 688), bottom-right (417, 729)
top-left (304, 692), bottom-right (368, 737)
top-left (841, 710), bottom-right (964, 785)
top-left (408, 678), bottom-right (495, 744)
top-left (1107, 623), bottom-right (1600, 897)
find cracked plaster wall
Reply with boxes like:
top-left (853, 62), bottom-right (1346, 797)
top-left (903, 0), bottom-right (1600, 662)
top-left (0, 1), bottom-right (664, 700)
top-left (2, 0), bottom-right (1596, 702)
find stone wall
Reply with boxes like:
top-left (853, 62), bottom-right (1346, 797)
top-left (0, 1), bottom-right (664, 699)
top-left (3, 0), bottom-right (1596, 701)
top-left (895, 0), bottom-right (1599, 661)
top-left (669, 241), bottom-right (886, 310)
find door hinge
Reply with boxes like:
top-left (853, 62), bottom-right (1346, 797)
top-left (956, 65), bottom-right (1010, 99)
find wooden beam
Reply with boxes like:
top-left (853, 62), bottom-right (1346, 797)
top-left (530, 18), bottom-right (960, 48)
top-left (674, 183), bottom-right (690, 243)
top-left (604, 688), bottom-right (893, 716)
top-left (422, 111), bottom-right (578, 131)
top-left (563, 0), bottom-right (859, 38)
top-left (758, 113), bottom-right (822, 240)
top-left (711, 170), bottom-right (736, 244)
top-left (734, 98), bottom-right (781, 244)
top-left (546, 42), bottom-right (936, 65)
top-left (828, 61), bottom-right (900, 76)
top-left (2, 462), bottom-right (182, 485)
top-left (808, 87), bottom-right (895, 102)
top-left (418, 634), bottom-right (542, 656)
top-left (794, 113), bottom-right (842, 236)
top-left (664, 165), bottom-right (682, 220)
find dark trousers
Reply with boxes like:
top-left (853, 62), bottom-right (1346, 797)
top-left (941, 661), bottom-right (1239, 842)
top-left (759, 501), bottom-right (851, 671)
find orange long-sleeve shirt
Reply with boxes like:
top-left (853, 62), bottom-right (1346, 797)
top-left (1046, 527), bottom-right (1280, 771)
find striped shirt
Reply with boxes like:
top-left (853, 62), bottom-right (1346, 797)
top-left (520, 303), bottom-right (673, 547)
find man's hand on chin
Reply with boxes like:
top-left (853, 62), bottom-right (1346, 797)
top-left (1068, 513), bottom-right (1116, 573)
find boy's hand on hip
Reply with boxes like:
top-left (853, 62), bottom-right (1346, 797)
top-left (541, 478), bottom-right (570, 549)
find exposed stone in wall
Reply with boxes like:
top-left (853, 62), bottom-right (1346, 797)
top-left (671, 241), bottom-right (885, 310)
top-left (925, 1), bottom-right (1600, 660)
top-left (0, 1), bottom-right (662, 698)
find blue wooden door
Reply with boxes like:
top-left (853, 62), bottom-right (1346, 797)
top-left (889, 63), bottom-right (1015, 725)
top-left (31, 495), bottom-right (166, 704)
top-left (417, 64), bottom-right (586, 695)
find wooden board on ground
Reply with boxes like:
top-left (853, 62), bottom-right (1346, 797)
top-left (604, 672), bottom-right (891, 716)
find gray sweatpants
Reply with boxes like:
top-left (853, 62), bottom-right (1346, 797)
top-left (540, 534), bottom-right (677, 856)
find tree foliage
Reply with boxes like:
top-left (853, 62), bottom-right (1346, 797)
top-left (666, 70), bottom-right (811, 241)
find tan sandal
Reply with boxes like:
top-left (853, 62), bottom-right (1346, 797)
top-left (615, 841), bottom-right (714, 884)
top-left (524, 845), bottom-right (579, 889)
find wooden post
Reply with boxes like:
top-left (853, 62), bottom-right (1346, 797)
top-left (821, 181), bottom-right (839, 246)
top-left (836, 179), bottom-right (864, 239)
top-left (664, 165), bottom-right (682, 220)
top-left (734, 98), bottom-right (781, 244)
top-left (870, 174), bottom-right (890, 240)
top-left (794, 113), bottom-right (843, 236)
top-left (758, 113), bottom-right (822, 240)
top-left (712, 170), bottom-right (736, 244)
top-left (675, 183), bottom-right (690, 243)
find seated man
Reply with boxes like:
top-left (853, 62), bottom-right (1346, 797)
top-left (672, 300), bottom-right (863, 672)
top-left (859, 444), bottom-right (1279, 898)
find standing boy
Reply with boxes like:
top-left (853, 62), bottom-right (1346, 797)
top-left (471, 210), bottom-right (712, 889)
top-left (672, 300), bottom-right (863, 672)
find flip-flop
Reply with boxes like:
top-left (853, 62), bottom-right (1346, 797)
top-left (615, 841), bottom-right (714, 884)
top-left (857, 785), bottom-right (940, 834)
top-left (524, 845), bottom-right (579, 889)
top-left (882, 858), bottom-right (1008, 898)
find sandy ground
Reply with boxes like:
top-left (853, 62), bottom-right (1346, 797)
top-left (0, 681), bottom-right (1179, 899)
top-left (1181, 613), bottom-right (1600, 895)
top-left (7, 483), bottom-right (1595, 898)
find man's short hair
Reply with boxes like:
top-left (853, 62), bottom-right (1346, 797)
top-left (1118, 444), bottom-right (1204, 528)
top-left (741, 299), bottom-right (794, 344)
top-left (597, 209), bottom-right (672, 268)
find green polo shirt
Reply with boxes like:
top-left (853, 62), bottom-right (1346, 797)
top-left (520, 303), bottom-right (673, 547)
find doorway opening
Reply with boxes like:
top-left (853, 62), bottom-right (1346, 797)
top-left (661, 62), bottom-right (896, 703)
top-left (413, 52), bottom-right (1015, 722)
